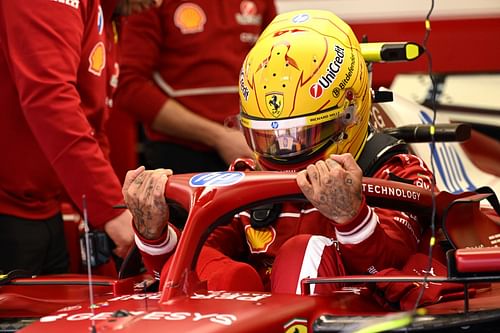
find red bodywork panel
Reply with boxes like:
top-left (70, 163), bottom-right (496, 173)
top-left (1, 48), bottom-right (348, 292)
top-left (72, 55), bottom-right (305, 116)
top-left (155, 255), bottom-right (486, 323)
top-left (16, 290), bottom-right (386, 333)
top-left (1, 172), bottom-right (499, 332)
top-left (456, 247), bottom-right (500, 273)
top-left (0, 274), bottom-right (144, 318)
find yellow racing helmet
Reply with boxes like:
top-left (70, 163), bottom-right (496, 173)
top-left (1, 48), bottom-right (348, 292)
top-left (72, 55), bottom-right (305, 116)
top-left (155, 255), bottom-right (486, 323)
top-left (239, 10), bottom-right (371, 171)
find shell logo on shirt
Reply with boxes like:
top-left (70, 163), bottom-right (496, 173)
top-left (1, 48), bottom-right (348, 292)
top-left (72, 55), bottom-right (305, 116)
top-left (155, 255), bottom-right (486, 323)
top-left (245, 225), bottom-right (276, 253)
top-left (174, 3), bottom-right (207, 34)
top-left (88, 42), bottom-right (106, 76)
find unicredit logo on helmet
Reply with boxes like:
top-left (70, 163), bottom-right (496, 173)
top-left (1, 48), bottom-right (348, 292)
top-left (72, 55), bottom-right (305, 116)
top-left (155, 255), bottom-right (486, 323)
top-left (316, 45), bottom-right (345, 89)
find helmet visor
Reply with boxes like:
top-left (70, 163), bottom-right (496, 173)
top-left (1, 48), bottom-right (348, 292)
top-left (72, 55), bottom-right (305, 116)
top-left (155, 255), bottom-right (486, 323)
top-left (241, 115), bottom-right (347, 160)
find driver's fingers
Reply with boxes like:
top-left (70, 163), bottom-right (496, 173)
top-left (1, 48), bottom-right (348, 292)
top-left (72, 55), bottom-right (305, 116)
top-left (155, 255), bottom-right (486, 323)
top-left (315, 160), bottom-right (333, 185)
top-left (325, 158), bottom-right (342, 173)
top-left (123, 165), bottom-right (145, 195)
top-left (330, 153), bottom-right (362, 176)
top-left (147, 170), bottom-right (171, 207)
top-left (305, 163), bottom-right (320, 189)
top-left (296, 169), bottom-right (313, 196)
top-left (135, 169), bottom-right (169, 202)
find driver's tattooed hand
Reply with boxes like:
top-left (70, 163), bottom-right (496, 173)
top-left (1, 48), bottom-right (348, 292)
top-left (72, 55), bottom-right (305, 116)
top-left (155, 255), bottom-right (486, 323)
top-left (296, 153), bottom-right (363, 224)
top-left (122, 167), bottom-right (172, 239)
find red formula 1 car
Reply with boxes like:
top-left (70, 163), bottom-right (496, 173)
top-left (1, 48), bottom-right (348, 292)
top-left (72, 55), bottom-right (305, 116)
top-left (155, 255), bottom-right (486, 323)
top-left (2, 42), bottom-right (500, 332)
top-left (2, 167), bottom-right (500, 333)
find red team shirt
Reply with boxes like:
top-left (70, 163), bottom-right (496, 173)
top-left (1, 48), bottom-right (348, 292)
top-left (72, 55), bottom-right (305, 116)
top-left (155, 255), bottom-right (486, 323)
top-left (135, 153), bottom-right (434, 290)
top-left (115, 0), bottom-right (277, 150)
top-left (0, 0), bottom-right (124, 226)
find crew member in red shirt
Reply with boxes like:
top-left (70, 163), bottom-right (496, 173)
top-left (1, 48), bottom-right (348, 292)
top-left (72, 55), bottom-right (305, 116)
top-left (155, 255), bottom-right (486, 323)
top-left (115, 0), bottom-right (277, 174)
top-left (0, 0), bottom-right (162, 275)
top-left (122, 10), bottom-right (434, 292)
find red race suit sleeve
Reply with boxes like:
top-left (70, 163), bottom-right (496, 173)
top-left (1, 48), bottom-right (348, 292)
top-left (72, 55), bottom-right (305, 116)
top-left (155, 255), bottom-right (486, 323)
top-left (336, 153), bottom-right (434, 275)
top-left (115, 1), bottom-right (278, 131)
top-left (133, 222), bottom-right (180, 281)
top-left (115, 9), bottom-right (167, 125)
top-left (0, 0), bottom-right (124, 226)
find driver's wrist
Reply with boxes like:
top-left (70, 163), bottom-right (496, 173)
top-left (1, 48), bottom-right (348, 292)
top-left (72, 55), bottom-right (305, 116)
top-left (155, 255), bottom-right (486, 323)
top-left (142, 228), bottom-right (166, 240)
top-left (132, 219), bottom-right (169, 243)
top-left (134, 224), bottom-right (178, 257)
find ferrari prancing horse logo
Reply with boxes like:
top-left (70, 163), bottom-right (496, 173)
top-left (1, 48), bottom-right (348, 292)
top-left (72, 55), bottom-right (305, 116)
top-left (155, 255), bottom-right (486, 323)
top-left (284, 318), bottom-right (308, 333)
top-left (266, 93), bottom-right (284, 117)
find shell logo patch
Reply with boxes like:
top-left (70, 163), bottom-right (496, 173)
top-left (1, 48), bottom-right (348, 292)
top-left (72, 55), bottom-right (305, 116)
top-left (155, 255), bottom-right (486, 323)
top-left (284, 318), bottom-right (308, 333)
top-left (266, 93), bottom-right (284, 117)
top-left (88, 42), bottom-right (105, 76)
top-left (174, 3), bottom-right (206, 34)
top-left (245, 225), bottom-right (276, 253)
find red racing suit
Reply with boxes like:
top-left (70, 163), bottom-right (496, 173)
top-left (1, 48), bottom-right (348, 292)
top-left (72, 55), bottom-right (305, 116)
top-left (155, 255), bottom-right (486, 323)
top-left (0, 0), bottom-right (124, 226)
top-left (135, 153), bottom-right (434, 290)
top-left (115, 0), bottom-right (277, 151)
